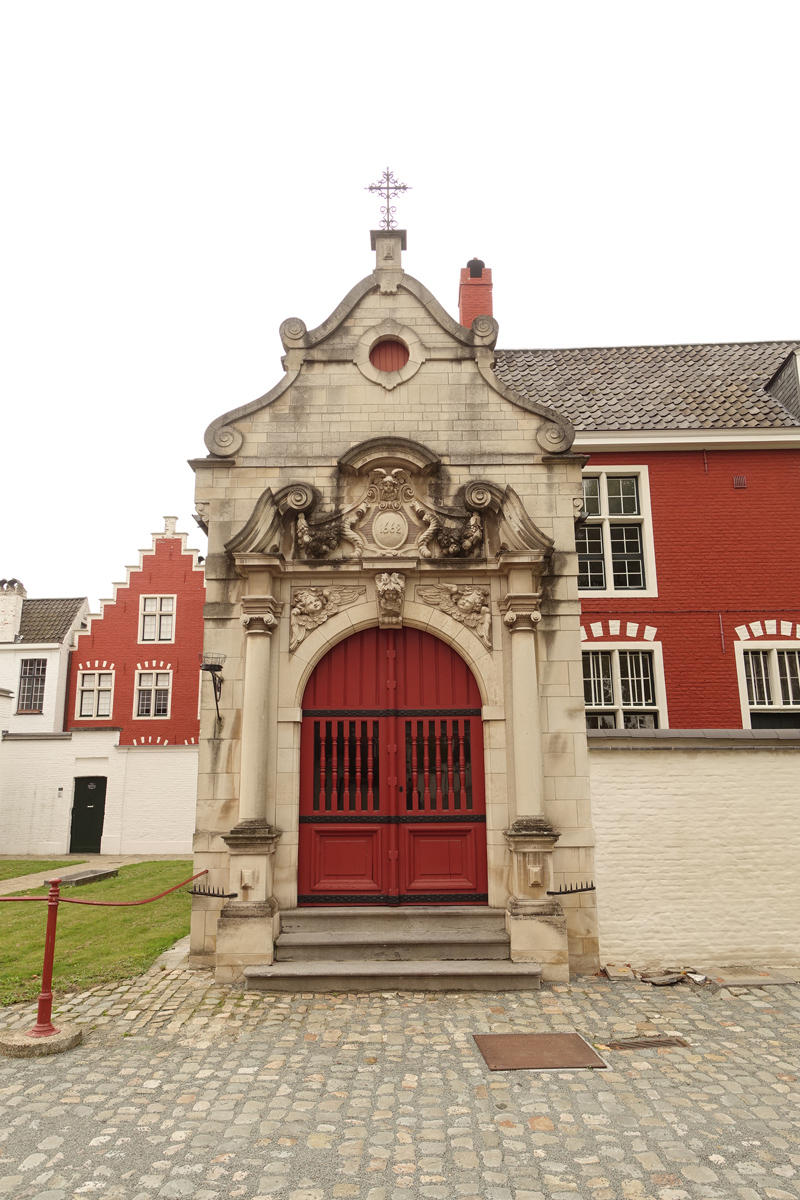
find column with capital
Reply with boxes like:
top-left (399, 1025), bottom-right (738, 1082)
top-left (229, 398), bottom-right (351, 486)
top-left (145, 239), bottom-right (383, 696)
top-left (215, 594), bottom-right (283, 983)
top-left (500, 589), bottom-right (569, 981)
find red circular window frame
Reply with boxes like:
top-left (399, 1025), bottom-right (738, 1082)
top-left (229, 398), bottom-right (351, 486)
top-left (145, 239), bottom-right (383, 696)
top-left (369, 339), bottom-right (410, 372)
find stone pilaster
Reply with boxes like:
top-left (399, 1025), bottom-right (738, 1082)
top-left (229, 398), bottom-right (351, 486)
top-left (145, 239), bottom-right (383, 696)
top-left (500, 592), bottom-right (546, 819)
top-left (235, 595), bottom-right (281, 828)
top-left (215, 593), bottom-right (283, 983)
top-left (501, 591), bottom-right (570, 981)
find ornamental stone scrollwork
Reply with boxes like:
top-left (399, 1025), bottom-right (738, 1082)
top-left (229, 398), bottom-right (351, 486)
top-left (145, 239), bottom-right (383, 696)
top-left (296, 513), bottom-right (343, 559)
top-left (536, 421), bottom-right (572, 453)
top-left (375, 572), bottom-right (405, 628)
top-left (416, 584), bottom-right (492, 649)
top-left (470, 314), bottom-right (499, 346)
top-left (279, 317), bottom-right (308, 345)
top-left (208, 424), bottom-right (244, 457)
top-left (241, 612), bottom-right (278, 635)
top-left (500, 593), bottom-right (542, 632)
top-left (289, 585), bottom-right (366, 652)
top-left (241, 595), bottom-right (282, 636)
top-left (224, 439), bottom-right (554, 566)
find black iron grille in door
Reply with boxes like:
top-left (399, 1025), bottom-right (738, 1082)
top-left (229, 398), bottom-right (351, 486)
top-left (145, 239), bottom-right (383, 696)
top-left (404, 718), bottom-right (473, 812)
top-left (312, 718), bottom-right (380, 813)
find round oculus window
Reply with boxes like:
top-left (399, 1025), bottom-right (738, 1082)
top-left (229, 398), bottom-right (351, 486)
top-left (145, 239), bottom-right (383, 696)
top-left (369, 339), bottom-right (409, 372)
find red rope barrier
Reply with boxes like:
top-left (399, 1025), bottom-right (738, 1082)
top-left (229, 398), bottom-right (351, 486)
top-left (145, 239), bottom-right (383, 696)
top-left (0, 868), bottom-right (207, 1039)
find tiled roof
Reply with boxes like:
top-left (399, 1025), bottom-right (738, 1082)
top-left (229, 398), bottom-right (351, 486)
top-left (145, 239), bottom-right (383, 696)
top-left (493, 341), bottom-right (800, 430)
top-left (17, 598), bottom-right (86, 645)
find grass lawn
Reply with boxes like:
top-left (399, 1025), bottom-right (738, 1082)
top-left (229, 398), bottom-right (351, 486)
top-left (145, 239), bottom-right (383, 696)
top-left (0, 860), bottom-right (194, 1007)
top-left (0, 859), bottom-right (85, 883)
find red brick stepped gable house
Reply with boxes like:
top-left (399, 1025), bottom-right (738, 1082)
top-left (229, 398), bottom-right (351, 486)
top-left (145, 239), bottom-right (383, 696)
top-left (70, 515), bottom-right (205, 747)
top-left (0, 518), bottom-right (205, 856)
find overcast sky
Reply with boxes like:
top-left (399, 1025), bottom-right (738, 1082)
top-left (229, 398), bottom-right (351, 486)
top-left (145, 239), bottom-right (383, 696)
top-left (2, 1), bottom-right (798, 609)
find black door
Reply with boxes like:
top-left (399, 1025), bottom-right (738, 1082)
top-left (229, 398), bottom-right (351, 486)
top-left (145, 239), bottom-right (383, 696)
top-left (69, 777), bottom-right (107, 853)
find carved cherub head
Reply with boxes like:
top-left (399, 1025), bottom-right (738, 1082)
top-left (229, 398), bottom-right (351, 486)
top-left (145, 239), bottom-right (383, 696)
top-left (455, 587), bottom-right (487, 615)
top-left (294, 588), bottom-right (327, 616)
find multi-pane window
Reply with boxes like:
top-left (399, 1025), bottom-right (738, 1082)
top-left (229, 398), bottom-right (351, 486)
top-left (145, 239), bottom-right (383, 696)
top-left (17, 659), bottom-right (46, 713)
top-left (135, 671), bottom-right (171, 717)
top-left (77, 672), bottom-right (113, 718)
top-left (140, 596), bottom-right (175, 642)
top-left (577, 471), bottom-right (652, 593)
top-left (583, 649), bottom-right (660, 729)
top-left (741, 647), bottom-right (800, 728)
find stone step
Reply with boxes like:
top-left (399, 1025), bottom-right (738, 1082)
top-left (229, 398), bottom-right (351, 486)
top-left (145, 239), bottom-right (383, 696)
top-left (243, 959), bottom-right (542, 993)
top-left (278, 905), bottom-right (507, 937)
top-left (275, 930), bottom-right (510, 962)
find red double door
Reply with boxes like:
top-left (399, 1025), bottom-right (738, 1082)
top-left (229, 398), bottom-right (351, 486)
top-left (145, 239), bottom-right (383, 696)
top-left (298, 628), bottom-right (487, 905)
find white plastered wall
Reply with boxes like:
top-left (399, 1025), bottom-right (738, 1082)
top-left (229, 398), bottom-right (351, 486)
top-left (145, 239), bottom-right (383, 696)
top-left (0, 730), bottom-right (197, 855)
top-left (590, 744), bottom-right (800, 964)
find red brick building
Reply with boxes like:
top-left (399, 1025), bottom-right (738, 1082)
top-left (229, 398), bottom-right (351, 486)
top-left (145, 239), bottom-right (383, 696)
top-left (69, 517), bottom-right (205, 746)
top-left (493, 340), bottom-right (800, 731)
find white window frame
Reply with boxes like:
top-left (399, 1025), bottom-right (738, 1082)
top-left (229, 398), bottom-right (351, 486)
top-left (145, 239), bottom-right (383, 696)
top-left (582, 641), bottom-right (669, 729)
top-left (133, 669), bottom-right (173, 719)
top-left (578, 465), bottom-right (658, 598)
top-left (734, 641), bottom-right (800, 729)
top-left (75, 669), bottom-right (115, 720)
top-left (138, 594), bottom-right (177, 645)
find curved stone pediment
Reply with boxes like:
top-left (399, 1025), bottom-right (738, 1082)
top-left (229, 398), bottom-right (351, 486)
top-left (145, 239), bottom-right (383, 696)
top-left (225, 440), bottom-right (552, 564)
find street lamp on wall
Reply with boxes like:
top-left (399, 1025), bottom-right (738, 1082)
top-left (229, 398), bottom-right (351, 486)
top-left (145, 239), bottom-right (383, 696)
top-left (199, 652), bottom-right (226, 722)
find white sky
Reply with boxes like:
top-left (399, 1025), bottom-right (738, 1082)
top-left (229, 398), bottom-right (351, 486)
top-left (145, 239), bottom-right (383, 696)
top-left (2, 1), bottom-right (798, 609)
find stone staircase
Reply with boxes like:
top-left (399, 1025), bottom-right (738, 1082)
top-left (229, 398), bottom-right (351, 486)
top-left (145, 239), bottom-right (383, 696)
top-left (242, 906), bottom-right (542, 992)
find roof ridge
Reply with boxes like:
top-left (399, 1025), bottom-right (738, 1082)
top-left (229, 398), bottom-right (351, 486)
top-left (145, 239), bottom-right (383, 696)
top-left (497, 339), bottom-right (799, 354)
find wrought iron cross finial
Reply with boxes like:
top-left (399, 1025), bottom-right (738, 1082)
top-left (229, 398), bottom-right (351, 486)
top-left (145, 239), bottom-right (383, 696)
top-left (365, 167), bottom-right (411, 230)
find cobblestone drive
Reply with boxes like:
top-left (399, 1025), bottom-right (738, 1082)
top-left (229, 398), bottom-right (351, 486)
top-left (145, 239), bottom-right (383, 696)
top-left (1, 968), bottom-right (799, 1200)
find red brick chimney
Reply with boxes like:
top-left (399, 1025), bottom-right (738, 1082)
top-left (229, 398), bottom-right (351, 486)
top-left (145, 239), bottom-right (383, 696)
top-left (459, 257), bottom-right (493, 328)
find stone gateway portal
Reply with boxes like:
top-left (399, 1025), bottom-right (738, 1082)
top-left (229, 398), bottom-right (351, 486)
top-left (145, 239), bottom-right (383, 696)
top-left (298, 628), bottom-right (487, 905)
top-left (191, 227), bottom-right (600, 986)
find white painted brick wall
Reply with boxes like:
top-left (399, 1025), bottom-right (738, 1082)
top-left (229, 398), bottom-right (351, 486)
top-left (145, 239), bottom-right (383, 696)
top-left (0, 731), bottom-right (197, 855)
top-left (106, 746), bottom-right (197, 854)
top-left (590, 746), bottom-right (800, 965)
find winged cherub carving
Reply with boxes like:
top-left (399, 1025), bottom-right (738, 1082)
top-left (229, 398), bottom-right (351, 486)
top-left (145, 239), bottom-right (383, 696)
top-left (416, 584), bottom-right (492, 649)
top-left (289, 586), bottom-right (365, 651)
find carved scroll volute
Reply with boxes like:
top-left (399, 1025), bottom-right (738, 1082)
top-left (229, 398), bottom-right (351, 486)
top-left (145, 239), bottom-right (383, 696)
top-left (280, 484), bottom-right (316, 515)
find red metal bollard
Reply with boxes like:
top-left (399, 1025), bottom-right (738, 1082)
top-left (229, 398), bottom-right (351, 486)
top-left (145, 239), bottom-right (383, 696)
top-left (26, 878), bottom-right (61, 1038)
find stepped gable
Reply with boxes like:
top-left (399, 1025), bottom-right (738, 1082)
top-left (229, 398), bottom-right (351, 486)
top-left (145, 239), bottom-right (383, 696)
top-left (17, 597), bottom-right (86, 644)
top-left (493, 340), bottom-right (800, 430)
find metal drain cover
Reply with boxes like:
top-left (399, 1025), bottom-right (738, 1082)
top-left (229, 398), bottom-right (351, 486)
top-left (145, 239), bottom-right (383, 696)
top-left (473, 1032), bottom-right (607, 1071)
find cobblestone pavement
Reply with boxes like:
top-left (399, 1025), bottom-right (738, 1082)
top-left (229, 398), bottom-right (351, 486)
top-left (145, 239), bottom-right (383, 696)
top-left (1, 966), bottom-right (799, 1200)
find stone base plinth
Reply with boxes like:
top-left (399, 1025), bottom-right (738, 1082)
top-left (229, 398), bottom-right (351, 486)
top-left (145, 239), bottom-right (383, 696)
top-left (214, 900), bottom-right (278, 984)
top-left (0, 1024), bottom-right (83, 1057)
top-left (507, 898), bottom-right (570, 982)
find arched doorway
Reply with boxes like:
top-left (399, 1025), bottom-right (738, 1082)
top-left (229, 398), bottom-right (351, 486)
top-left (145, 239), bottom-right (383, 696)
top-left (298, 627), bottom-right (487, 904)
